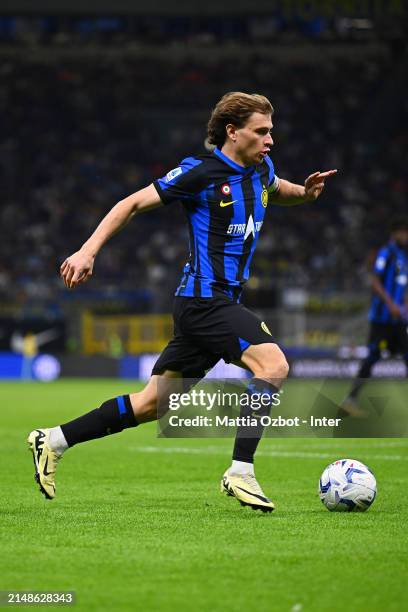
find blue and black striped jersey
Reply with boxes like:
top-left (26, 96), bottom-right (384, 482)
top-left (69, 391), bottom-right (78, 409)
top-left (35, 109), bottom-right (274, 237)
top-left (369, 241), bottom-right (408, 323)
top-left (153, 147), bottom-right (279, 301)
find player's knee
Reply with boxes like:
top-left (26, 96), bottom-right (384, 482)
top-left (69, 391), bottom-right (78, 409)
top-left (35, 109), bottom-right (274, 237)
top-left (280, 357), bottom-right (290, 379)
top-left (258, 347), bottom-right (289, 380)
top-left (270, 356), bottom-right (290, 380)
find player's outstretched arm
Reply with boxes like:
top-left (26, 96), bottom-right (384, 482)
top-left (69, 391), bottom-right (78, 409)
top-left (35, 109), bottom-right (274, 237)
top-left (60, 184), bottom-right (162, 289)
top-left (371, 275), bottom-right (402, 319)
top-left (271, 170), bottom-right (337, 206)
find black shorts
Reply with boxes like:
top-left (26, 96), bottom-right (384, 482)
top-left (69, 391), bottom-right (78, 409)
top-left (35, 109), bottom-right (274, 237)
top-left (368, 322), bottom-right (408, 355)
top-left (152, 296), bottom-right (275, 378)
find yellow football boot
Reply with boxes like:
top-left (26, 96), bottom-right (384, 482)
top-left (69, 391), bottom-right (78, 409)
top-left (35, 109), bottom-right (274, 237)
top-left (27, 429), bottom-right (61, 500)
top-left (338, 398), bottom-right (368, 419)
top-left (220, 469), bottom-right (275, 513)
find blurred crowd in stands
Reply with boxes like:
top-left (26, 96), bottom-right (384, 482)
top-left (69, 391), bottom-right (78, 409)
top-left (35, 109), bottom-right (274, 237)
top-left (0, 11), bottom-right (404, 46)
top-left (0, 14), bottom-right (407, 313)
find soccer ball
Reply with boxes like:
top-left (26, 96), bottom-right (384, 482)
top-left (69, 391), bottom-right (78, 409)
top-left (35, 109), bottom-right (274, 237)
top-left (318, 459), bottom-right (377, 512)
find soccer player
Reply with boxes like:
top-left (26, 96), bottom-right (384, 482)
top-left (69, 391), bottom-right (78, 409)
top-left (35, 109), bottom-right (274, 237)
top-left (342, 216), bottom-right (408, 416)
top-left (28, 92), bottom-right (336, 512)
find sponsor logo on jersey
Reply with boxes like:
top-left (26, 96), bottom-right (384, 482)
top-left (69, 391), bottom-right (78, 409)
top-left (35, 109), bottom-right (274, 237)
top-left (227, 215), bottom-right (263, 238)
top-left (165, 167), bottom-right (183, 182)
top-left (244, 215), bottom-right (256, 240)
top-left (261, 321), bottom-right (272, 336)
top-left (261, 185), bottom-right (268, 208)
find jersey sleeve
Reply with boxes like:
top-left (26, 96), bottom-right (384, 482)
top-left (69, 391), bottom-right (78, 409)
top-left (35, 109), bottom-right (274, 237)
top-left (373, 246), bottom-right (390, 275)
top-left (264, 156), bottom-right (280, 193)
top-left (153, 157), bottom-right (204, 205)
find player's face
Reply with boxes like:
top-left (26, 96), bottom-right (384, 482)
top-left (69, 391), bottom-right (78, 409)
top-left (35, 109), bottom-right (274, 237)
top-left (393, 229), bottom-right (408, 247)
top-left (234, 112), bottom-right (273, 166)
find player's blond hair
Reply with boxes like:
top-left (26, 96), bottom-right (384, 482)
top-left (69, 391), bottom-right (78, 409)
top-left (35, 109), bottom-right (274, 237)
top-left (207, 92), bottom-right (273, 147)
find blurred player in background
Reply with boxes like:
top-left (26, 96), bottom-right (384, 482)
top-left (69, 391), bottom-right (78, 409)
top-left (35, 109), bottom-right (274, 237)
top-left (342, 216), bottom-right (408, 416)
top-left (28, 91), bottom-right (336, 512)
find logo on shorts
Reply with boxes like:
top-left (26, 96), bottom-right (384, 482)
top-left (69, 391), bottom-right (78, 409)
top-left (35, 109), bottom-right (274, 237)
top-left (261, 321), bottom-right (272, 336)
top-left (261, 185), bottom-right (268, 208)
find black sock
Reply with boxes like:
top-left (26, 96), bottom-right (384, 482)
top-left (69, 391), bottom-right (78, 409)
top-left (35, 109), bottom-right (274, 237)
top-left (349, 348), bottom-right (380, 399)
top-left (61, 395), bottom-right (138, 447)
top-left (232, 378), bottom-right (280, 464)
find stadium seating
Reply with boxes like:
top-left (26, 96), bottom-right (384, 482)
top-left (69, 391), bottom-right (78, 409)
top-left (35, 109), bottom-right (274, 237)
top-left (0, 18), bottom-right (406, 314)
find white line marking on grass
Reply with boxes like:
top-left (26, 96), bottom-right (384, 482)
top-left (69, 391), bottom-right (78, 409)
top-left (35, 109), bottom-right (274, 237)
top-left (284, 440), bottom-right (408, 449)
top-left (135, 446), bottom-right (408, 461)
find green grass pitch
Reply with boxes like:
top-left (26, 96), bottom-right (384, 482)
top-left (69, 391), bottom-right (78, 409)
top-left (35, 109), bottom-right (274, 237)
top-left (1, 379), bottom-right (407, 611)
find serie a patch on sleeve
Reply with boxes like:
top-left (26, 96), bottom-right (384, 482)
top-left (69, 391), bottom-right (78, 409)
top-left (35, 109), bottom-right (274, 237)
top-left (165, 167), bottom-right (183, 183)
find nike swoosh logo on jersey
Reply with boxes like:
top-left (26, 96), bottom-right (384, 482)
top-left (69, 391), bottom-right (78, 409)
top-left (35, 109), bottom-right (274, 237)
top-left (220, 199), bottom-right (238, 207)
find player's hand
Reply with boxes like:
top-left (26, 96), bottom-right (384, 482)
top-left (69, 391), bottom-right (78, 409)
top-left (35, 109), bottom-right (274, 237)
top-left (304, 169), bottom-right (337, 201)
top-left (389, 302), bottom-right (402, 319)
top-left (60, 249), bottom-right (95, 289)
